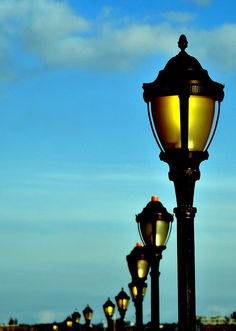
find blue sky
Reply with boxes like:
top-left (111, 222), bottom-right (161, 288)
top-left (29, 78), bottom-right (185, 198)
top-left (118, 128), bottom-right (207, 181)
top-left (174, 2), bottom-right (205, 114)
top-left (0, 0), bottom-right (235, 326)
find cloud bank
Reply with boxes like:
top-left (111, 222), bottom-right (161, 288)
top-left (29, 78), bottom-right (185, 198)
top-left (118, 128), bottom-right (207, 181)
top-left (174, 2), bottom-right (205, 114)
top-left (0, 0), bottom-right (235, 77)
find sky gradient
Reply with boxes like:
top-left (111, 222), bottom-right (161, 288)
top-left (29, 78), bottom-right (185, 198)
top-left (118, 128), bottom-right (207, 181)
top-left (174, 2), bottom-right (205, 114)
top-left (0, 0), bottom-right (235, 326)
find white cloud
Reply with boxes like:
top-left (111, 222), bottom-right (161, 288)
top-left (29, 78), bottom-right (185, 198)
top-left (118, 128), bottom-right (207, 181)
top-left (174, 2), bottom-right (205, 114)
top-left (0, 0), bottom-right (234, 75)
top-left (189, 25), bottom-right (236, 70)
top-left (161, 11), bottom-right (195, 23)
top-left (208, 305), bottom-right (230, 316)
top-left (37, 310), bottom-right (56, 323)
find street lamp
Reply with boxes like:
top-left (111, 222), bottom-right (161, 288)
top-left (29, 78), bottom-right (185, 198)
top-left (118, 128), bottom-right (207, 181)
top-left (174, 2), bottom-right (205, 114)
top-left (142, 35), bottom-right (224, 331)
top-left (65, 316), bottom-right (73, 329)
top-left (136, 196), bottom-right (173, 330)
top-left (126, 243), bottom-right (150, 330)
top-left (83, 305), bottom-right (93, 328)
top-left (52, 322), bottom-right (58, 331)
top-left (115, 288), bottom-right (130, 331)
top-left (71, 311), bottom-right (81, 330)
top-left (103, 297), bottom-right (115, 331)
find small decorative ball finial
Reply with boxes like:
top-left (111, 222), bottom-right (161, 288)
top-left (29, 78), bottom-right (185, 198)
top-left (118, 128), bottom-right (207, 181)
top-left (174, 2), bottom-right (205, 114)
top-left (178, 34), bottom-right (188, 51)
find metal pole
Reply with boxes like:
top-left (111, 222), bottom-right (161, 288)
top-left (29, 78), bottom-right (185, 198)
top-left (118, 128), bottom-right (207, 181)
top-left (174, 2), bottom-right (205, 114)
top-left (160, 150), bottom-right (208, 331)
top-left (175, 206), bottom-right (196, 331)
top-left (107, 318), bottom-right (114, 331)
top-left (134, 295), bottom-right (143, 331)
top-left (150, 250), bottom-right (162, 331)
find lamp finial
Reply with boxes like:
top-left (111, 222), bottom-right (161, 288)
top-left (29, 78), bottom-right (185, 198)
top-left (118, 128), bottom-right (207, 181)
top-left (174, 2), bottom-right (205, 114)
top-left (178, 34), bottom-right (188, 51)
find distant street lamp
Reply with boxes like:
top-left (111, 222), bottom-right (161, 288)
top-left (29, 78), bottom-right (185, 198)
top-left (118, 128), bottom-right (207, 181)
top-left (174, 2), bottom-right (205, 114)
top-left (103, 297), bottom-right (115, 331)
top-left (142, 35), bottom-right (224, 331)
top-left (136, 196), bottom-right (173, 330)
top-left (83, 305), bottom-right (93, 328)
top-left (71, 311), bottom-right (81, 330)
top-left (126, 243), bottom-right (150, 330)
top-left (115, 288), bottom-right (130, 331)
top-left (65, 316), bottom-right (73, 329)
top-left (52, 322), bottom-right (58, 331)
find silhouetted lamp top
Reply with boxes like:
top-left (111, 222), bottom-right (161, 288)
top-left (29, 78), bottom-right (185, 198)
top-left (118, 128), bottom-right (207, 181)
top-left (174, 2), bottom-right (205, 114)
top-left (115, 288), bottom-right (130, 312)
top-left (103, 298), bottom-right (115, 319)
top-left (65, 317), bottom-right (73, 328)
top-left (52, 323), bottom-right (58, 331)
top-left (143, 35), bottom-right (224, 152)
top-left (83, 305), bottom-right (93, 322)
top-left (126, 242), bottom-right (150, 282)
top-left (72, 311), bottom-right (81, 324)
top-left (136, 196), bottom-right (173, 248)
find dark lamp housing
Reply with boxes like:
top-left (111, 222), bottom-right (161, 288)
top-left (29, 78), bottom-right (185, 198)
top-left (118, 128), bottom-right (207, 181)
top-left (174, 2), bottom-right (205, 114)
top-left (143, 35), bottom-right (224, 152)
top-left (83, 305), bottom-right (93, 321)
top-left (103, 298), bottom-right (115, 318)
top-left (128, 281), bottom-right (147, 301)
top-left (136, 196), bottom-right (173, 248)
top-left (115, 288), bottom-right (130, 311)
top-left (126, 243), bottom-right (150, 282)
top-left (65, 317), bottom-right (73, 328)
top-left (72, 311), bottom-right (81, 324)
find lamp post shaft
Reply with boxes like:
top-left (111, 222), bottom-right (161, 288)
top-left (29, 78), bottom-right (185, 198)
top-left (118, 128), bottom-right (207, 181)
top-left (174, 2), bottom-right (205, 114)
top-left (150, 266), bottom-right (160, 331)
top-left (175, 207), bottom-right (196, 331)
top-left (161, 151), bottom-right (208, 331)
top-left (134, 297), bottom-right (143, 331)
top-left (150, 252), bottom-right (162, 331)
top-left (107, 318), bottom-right (113, 331)
top-left (136, 200), bottom-right (172, 331)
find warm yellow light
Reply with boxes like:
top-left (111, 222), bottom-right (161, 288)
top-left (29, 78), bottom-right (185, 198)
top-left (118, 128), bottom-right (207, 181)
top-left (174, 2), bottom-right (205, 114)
top-left (151, 95), bottom-right (215, 151)
top-left (137, 259), bottom-right (149, 279)
top-left (140, 219), bottom-right (170, 247)
top-left (66, 320), bottom-right (73, 328)
top-left (131, 285), bottom-right (138, 299)
top-left (130, 284), bottom-right (147, 300)
top-left (155, 220), bottom-right (170, 246)
top-left (188, 96), bottom-right (215, 150)
top-left (152, 96), bottom-right (180, 149)
top-left (52, 325), bottom-right (58, 331)
top-left (117, 298), bottom-right (129, 310)
top-left (106, 306), bottom-right (114, 317)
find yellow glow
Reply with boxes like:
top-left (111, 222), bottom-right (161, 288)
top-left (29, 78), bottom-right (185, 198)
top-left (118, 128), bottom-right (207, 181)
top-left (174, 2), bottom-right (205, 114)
top-left (152, 96), bottom-right (181, 149)
top-left (152, 95), bottom-right (215, 151)
top-left (188, 96), bottom-right (215, 150)
top-left (117, 298), bottom-right (129, 310)
top-left (137, 260), bottom-right (149, 279)
top-left (66, 321), bottom-right (73, 328)
top-left (53, 325), bottom-right (58, 331)
top-left (155, 220), bottom-right (170, 246)
top-left (106, 306), bottom-right (114, 317)
top-left (130, 285), bottom-right (147, 300)
top-left (140, 220), bottom-right (170, 247)
top-left (131, 286), bottom-right (138, 299)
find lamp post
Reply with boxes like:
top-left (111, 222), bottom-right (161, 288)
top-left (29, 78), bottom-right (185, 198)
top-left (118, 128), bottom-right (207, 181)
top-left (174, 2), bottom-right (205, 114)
top-left (103, 298), bottom-right (115, 331)
top-left (126, 243), bottom-right (150, 330)
top-left (52, 322), bottom-right (58, 331)
top-left (64, 316), bottom-right (73, 330)
top-left (83, 305), bottom-right (93, 329)
top-left (136, 196), bottom-right (173, 331)
top-left (115, 288), bottom-right (130, 331)
top-left (71, 311), bottom-right (81, 331)
top-left (142, 35), bottom-right (224, 331)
